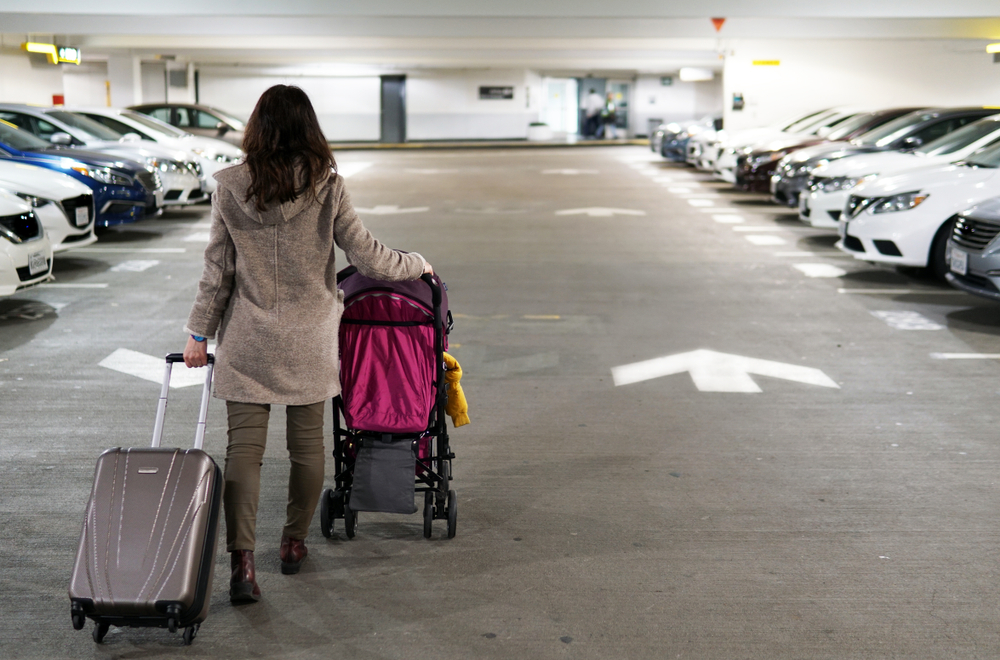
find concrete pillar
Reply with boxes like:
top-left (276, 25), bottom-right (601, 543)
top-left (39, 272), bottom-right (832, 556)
top-left (107, 53), bottom-right (141, 107)
top-left (165, 61), bottom-right (195, 104)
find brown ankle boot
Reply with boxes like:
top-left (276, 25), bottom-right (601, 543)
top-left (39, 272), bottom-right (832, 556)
top-left (280, 536), bottom-right (308, 575)
top-left (230, 550), bottom-right (261, 603)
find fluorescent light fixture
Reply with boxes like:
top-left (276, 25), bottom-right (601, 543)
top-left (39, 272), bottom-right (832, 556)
top-left (987, 43), bottom-right (1000, 54)
top-left (679, 68), bottom-right (713, 82)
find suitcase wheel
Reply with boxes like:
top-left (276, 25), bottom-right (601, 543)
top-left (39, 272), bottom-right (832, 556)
top-left (183, 624), bottom-right (199, 646)
top-left (93, 622), bottom-right (110, 643)
top-left (71, 612), bottom-right (85, 631)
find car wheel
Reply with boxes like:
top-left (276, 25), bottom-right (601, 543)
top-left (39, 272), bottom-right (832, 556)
top-left (928, 218), bottom-right (957, 282)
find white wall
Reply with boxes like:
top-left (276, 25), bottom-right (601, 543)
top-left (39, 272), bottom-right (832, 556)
top-left (723, 39), bottom-right (1000, 130)
top-left (198, 69), bottom-right (381, 141)
top-left (62, 62), bottom-right (108, 106)
top-left (407, 70), bottom-right (539, 140)
top-left (0, 49), bottom-right (65, 105)
top-left (632, 74), bottom-right (723, 136)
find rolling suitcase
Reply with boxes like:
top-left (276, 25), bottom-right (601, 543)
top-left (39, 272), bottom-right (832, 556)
top-left (69, 353), bottom-right (221, 646)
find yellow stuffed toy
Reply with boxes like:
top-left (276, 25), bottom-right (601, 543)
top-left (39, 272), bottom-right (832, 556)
top-left (442, 352), bottom-right (470, 427)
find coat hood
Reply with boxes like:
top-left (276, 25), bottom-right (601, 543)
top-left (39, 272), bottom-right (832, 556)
top-left (213, 162), bottom-right (331, 226)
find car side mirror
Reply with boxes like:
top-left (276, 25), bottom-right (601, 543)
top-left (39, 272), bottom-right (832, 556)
top-left (49, 132), bottom-right (73, 145)
top-left (902, 136), bottom-right (923, 150)
top-left (215, 122), bottom-right (230, 136)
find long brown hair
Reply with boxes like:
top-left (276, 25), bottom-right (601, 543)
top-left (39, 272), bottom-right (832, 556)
top-left (242, 85), bottom-right (336, 212)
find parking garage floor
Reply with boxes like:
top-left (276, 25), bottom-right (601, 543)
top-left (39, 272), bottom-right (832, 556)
top-left (3, 146), bottom-right (1000, 659)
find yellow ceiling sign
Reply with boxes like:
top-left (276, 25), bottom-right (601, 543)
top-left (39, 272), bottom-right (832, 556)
top-left (987, 43), bottom-right (1000, 54)
top-left (21, 42), bottom-right (81, 65)
top-left (752, 60), bottom-right (781, 66)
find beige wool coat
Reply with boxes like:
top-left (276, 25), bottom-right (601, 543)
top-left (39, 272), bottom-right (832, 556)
top-left (185, 163), bottom-right (425, 405)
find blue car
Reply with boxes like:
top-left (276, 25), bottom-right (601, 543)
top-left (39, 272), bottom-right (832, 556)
top-left (0, 120), bottom-right (160, 227)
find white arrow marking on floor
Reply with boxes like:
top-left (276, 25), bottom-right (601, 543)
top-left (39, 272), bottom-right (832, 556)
top-left (612, 349), bottom-right (840, 392)
top-left (110, 260), bottom-right (160, 273)
top-left (100, 347), bottom-right (217, 388)
top-left (712, 214), bottom-right (745, 224)
top-left (355, 205), bottom-right (430, 215)
top-left (555, 208), bottom-right (646, 217)
top-left (930, 353), bottom-right (1000, 359)
top-left (745, 235), bottom-right (786, 246)
top-left (687, 199), bottom-right (714, 207)
top-left (871, 311), bottom-right (943, 330)
top-left (337, 162), bottom-right (374, 178)
top-left (794, 263), bottom-right (847, 278)
top-left (542, 169), bottom-right (598, 175)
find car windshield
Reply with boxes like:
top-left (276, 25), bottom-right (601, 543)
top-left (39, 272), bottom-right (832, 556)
top-left (824, 113), bottom-right (877, 141)
top-left (120, 110), bottom-right (189, 137)
top-left (0, 120), bottom-right (53, 150)
top-left (961, 140), bottom-right (1000, 168)
top-left (853, 111), bottom-right (936, 147)
top-left (46, 111), bottom-right (124, 140)
top-left (784, 110), bottom-right (838, 133)
top-left (779, 109), bottom-right (828, 132)
top-left (207, 107), bottom-right (246, 130)
top-left (916, 118), bottom-right (1000, 156)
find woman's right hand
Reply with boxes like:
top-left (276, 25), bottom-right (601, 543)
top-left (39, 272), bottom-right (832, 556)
top-left (423, 261), bottom-right (434, 275)
top-left (184, 336), bottom-right (209, 368)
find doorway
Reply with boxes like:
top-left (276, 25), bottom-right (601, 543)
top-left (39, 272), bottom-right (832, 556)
top-left (541, 78), bottom-right (579, 135)
top-left (380, 75), bottom-right (406, 143)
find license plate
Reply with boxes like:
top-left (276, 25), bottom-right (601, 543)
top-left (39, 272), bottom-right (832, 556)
top-left (28, 251), bottom-right (47, 276)
top-left (838, 220), bottom-right (848, 239)
top-left (950, 248), bottom-right (968, 276)
top-left (74, 206), bottom-right (89, 227)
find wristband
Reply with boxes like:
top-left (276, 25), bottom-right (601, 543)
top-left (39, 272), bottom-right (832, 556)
top-left (191, 335), bottom-right (206, 342)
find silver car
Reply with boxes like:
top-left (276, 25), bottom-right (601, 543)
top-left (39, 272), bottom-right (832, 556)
top-left (945, 196), bottom-right (1000, 301)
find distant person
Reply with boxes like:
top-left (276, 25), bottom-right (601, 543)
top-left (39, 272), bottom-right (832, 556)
top-left (583, 88), bottom-right (604, 138)
top-left (183, 84), bottom-right (432, 604)
top-left (601, 92), bottom-right (618, 139)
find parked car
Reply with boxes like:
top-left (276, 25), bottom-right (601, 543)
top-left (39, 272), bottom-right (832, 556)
top-left (800, 115), bottom-right (1000, 229)
top-left (690, 108), bottom-right (831, 173)
top-left (128, 103), bottom-right (245, 147)
top-left (69, 107), bottom-right (242, 193)
top-left (0, 119), bottom-right (158, 226)
top-left (0, 191), bottom-right (53, 296)
top-left (838, 139), bottom-right (1000, 278)
top-left (771, 107), bottom-right (998, 209)
top-left (652, 116), bottom-right (720, 162)
top-left (944, 196), bottom-right (1000, 301)
top-left (0, 160), bottom-right (95, 251)
top-left (0, 105), bottom-right (204, 207)
top-left (769, 107), bottom-right (925, 206)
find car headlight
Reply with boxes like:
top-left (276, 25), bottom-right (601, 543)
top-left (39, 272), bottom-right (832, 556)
top-left (0, 210), bottom-right (37, 244)
top-left (0, 190), bottom-right (51, 208)
top-left (70, 166), bottom-right (132, 186)
top-left (813, 174), bottom-right (877, 194)
top-left (145, 157), bottom-right (183, 173)
top-left (870, 191), bottom-right (930, 214)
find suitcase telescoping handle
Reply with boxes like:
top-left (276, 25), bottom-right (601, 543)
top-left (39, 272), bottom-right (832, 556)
top-left (151, 354), bottom-right (216, 451)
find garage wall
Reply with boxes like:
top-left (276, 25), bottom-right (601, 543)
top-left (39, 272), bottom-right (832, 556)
top-left (62, 62), bottom-right (108, 106)
top-left (723, 39), bottom-right (1000, 131)
top-left (632, 75), bottom-right (724, 136)
top-left (197, 69), bottom-right (381, 141)
top-left (407, 70), bottom-right (539, 140)
top-left (0, 50), bottom-right (64, 105)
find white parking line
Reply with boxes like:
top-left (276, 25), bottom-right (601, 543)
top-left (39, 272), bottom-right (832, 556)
top-left (794, 263), bottom-right (847, 278)
top-left (871, 311), bottom-right (944, 330)
top-left (838, 288), bottom-right (960, 295)
top-left (712, 214), bottom-right (745, 224)
top-left (184, 232), bottom-right (211, 242)
top-left (744, 235), bottom-right (787, 246)
top-left (732, 226), bottom-right (784, 232)
top-left (930, 353), bottom-right (1000, 359)
top-left (39, 283), bottom-right (109, 289)
top-left (110, 260), bottom-right (160, 273)
top-left (688, 199), bottom-right (714, 207)
top-left (72, 248), bottom-right (186, 254)
top-left (775, 251), bottom-right (817, 256)
top-left (668, 187), bottom-right (692, 194)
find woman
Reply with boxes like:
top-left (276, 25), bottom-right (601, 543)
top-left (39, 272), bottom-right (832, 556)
top-left (183, 85), bottom-right (431, 604)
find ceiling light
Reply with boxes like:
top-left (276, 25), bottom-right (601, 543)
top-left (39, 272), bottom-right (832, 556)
top-left (679, 68), bottom-right (713, 82)
top-left (987, 43), bottom-right (1000, 54)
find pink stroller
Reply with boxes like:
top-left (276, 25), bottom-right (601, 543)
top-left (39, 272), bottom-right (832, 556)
top-left (319, 265), bottom-right (457, 539)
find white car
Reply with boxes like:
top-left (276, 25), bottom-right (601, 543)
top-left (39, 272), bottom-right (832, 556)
top-left (802, 116), bottom-right (1000, 229)
top-left (837, 141), bottom-right (1000, 278)
top-left (692, 108), bottom-right (831, 173)
top-left (0, 191), bottom-right (54, 296)
top-left (67, 107), bottom-right (242, 194)
top-left (714, 108), bottom-right (861, 183)
top-left (0, 160), bottom-right (95, 251)
top-left (0, 105), bottom-right (206, 207)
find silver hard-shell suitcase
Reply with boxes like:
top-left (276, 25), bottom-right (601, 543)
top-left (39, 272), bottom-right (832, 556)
top-left (68, 354), bottom-right (221, 645)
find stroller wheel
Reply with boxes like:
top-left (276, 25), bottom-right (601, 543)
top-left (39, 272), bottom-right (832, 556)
top-left (344, 502), bottom-right (358, 539)
top-left (319, 489), bottom-right (334, 539)
top-left (423, 491), bottom-right (434, 539)
top-left (446, 490), bottom-right (457, 539)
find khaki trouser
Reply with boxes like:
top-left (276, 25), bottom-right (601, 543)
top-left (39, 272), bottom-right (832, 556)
top-left (224, 400), bottom-right (326, 552)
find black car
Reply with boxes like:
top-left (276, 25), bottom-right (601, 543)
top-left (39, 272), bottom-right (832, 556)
top-left (771, 107), bottom-right (999, 207)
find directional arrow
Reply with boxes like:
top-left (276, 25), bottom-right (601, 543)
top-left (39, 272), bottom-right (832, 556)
top-left (355, 205), bottom-right (429, 215)
top-left (611, 349), bottom-right (839, 392)
top-left (555, 208), bottom-right (646, 217)
top-left (100, 347), bottom-right (216, 388)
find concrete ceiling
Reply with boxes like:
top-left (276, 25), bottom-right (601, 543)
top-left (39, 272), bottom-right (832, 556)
top-left (2, 1), bottom-right (999, 75)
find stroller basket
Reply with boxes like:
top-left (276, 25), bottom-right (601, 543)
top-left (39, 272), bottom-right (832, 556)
top-left (319, 266), bottom-right (458, 539)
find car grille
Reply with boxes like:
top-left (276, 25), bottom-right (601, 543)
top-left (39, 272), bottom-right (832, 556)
top-left (0, 210), bottom-right (42, 242)
top-left (951, 213), bottom-right (1000, 251)
top-left (136, 170), bottom-right (159, 191)
top-left (59, 194), bottom-right (93, 228)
